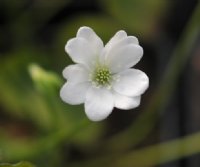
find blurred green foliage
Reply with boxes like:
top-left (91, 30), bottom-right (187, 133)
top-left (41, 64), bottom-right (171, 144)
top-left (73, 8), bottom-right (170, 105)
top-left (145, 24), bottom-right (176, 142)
top-left (0, 0), bottom-right (200, 166)
top-left (0, 162), bottom-right (35, 167)
top-left (101, 0), bottom-right (170, 40)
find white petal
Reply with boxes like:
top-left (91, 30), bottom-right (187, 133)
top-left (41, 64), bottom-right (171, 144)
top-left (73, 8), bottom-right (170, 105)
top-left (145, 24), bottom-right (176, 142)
top-left (77, 26), bottom-right (104, 55)
top-left (65, 38), bottom-right (96, 67)
top-left (84, 87), bottom-right (114, 121)
top-left (113, 69), bottom-right (149, 97)
top-left (101, 33), bottom-right (139, 65)
top-left (104, 30), bottom-right (127, 53)
top-left (62, 64), bottom-right (89, 83)
top-left (103, 36), bottom-right (139, 68)
top-left (114, 36), bottom-right (139, 47)
top-left (107, 44), bottom-right (143, 73)
top-left (126, 36), bottom-right (139, 45)
top-left (60, 82), bottom-right (91, 105)
top-left (113, 91), bottom-right (141, 110)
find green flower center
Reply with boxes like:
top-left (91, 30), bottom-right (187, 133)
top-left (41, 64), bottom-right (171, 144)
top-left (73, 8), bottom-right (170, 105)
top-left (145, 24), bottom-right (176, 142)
top-left (93, 67), bottom-right (111, 86)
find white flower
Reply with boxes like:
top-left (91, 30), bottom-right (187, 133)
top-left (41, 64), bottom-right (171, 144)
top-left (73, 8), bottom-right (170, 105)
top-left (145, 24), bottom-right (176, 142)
top-left (60, 26), bottom-right (149, 121)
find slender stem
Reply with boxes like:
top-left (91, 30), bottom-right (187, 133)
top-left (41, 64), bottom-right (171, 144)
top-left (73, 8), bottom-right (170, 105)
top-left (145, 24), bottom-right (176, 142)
top-left (111, 132), bottom-right (200, 167)
top-left (69, 132), bottom-right (200, 167)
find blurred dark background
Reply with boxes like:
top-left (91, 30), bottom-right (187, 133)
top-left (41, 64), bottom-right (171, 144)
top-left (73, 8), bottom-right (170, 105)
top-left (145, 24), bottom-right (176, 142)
top-left (0, 0), bottom-right (200, 167)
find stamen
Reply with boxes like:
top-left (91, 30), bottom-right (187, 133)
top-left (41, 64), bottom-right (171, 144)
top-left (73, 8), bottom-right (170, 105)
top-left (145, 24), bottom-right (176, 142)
top-left (92, 67), bottom-right (112, 86)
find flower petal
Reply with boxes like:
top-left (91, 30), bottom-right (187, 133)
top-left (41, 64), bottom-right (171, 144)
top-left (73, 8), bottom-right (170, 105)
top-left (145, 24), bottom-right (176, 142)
top-left (62, 64), bottom-right (89, 83)
top-left (84, 87), bottom-right (114, 121)
top-left (65, 38), bottom-right (96, 67)
top-left (101, 32), bottom-right (139, 65)
top-left (60, 82), bottom-right (91, 105)
top-left (126, 36), bottom-right (139, 45)
top-left (113, 69), bottom-right (149, 97)
top-left (113, 91), bottom-right (141, 110)
top-left (77, 26), bottom-right (104, 55)
top-left (105, 30), bottom-right (127, 52)
top-left (107, 44), bottom-right (143, 73)
top-left (113, 36), bottom-right (139, 47)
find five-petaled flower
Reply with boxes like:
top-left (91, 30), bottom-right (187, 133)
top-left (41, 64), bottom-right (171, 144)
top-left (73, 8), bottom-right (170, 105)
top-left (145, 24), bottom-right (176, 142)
top-left (60, 26), bottom-right (149, 121)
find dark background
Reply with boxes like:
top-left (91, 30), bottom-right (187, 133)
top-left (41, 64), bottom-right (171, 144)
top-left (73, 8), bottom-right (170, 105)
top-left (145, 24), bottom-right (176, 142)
top-left (0, 0), bottom-right (200, 166)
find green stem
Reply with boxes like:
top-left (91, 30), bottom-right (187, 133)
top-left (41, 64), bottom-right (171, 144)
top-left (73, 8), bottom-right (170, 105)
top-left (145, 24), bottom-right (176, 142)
top-left (111, 132), bottom-right (200, 167)
top-left (70, 132), bottom-right (200, 167)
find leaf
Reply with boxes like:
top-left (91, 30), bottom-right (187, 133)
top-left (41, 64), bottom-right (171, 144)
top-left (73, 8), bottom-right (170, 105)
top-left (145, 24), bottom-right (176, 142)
top-left (0, 49), bottom-right (54, 131)
top-left (0, 49), bottom-right (103, 161)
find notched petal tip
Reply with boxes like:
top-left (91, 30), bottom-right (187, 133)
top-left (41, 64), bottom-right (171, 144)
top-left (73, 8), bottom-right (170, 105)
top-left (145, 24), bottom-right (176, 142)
top-left (75, 26), bottom-right (104, 58)
top-left (64, 38), bottom-right (75, 54)
top-left (64, 37), bottom-right (97, 67)
top-left (127, 36), bottom-right (139, 45)
top-left (76, 26), bottom-right (94, 37)
top-left (116, 30), bottom-right (127, 37)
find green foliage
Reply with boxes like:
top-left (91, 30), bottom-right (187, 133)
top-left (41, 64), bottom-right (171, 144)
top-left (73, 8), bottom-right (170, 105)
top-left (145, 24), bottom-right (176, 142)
top-left (0, 162), bottom-right (35, 167)
top-left (0, 51), bottom-right (103, 162)
top-left (0, 0), bottom-right (200, 166)
top-left (101, 0), bottom-right (170, 39)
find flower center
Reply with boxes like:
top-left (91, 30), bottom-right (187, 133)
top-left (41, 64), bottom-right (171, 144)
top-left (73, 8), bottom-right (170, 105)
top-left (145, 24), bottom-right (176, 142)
top-left (93, 67), bottom-right (111, 86)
